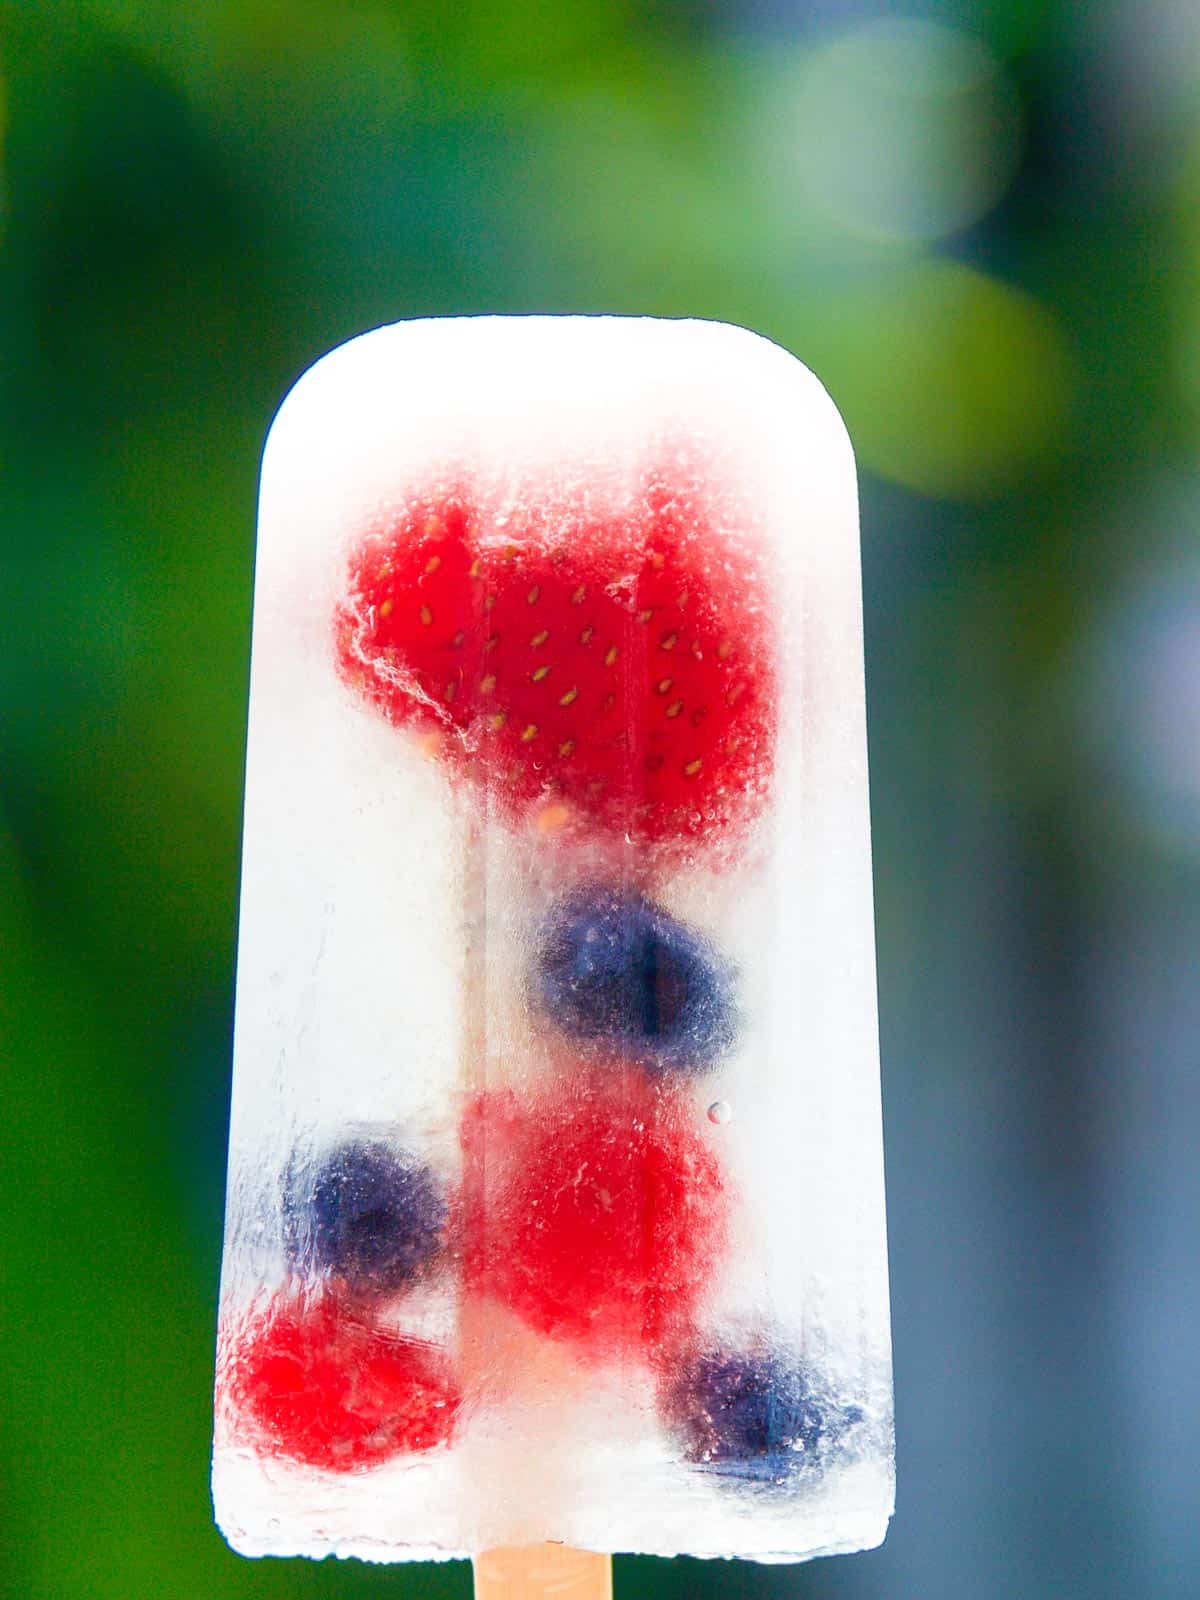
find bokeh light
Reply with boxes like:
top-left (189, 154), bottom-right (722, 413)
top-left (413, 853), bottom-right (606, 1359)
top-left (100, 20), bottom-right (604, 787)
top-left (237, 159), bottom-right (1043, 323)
top-left (782, 19), bottom-right (1022, 245)
top-left (1078, 555), bottom-right (1200, 854)
top-left (793, 258), bottom-right (1073, 497)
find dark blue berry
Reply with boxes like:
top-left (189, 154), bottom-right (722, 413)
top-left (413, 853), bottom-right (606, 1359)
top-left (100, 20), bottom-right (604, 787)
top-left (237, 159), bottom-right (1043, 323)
top-left (534, 885), bottom-right (737, 1075)
top-left (287, 1139), bottom-right (447, 1298)
top-left (662, 1346), bottom-right (862, 1482)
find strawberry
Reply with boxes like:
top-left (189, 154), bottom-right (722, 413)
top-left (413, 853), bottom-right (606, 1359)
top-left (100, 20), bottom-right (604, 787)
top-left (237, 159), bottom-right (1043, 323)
top-left (225, 1290), bottom-right (460, 1470)
top-left (334, 459), bottom-right (775, 848)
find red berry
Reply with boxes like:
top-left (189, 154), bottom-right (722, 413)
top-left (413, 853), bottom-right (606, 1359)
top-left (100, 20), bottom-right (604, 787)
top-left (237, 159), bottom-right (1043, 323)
top-left (226, 1291), bottom-right (460, 1470)
top-left (334, 460), bottom-right (775, 848)
top-left (460, 1075), bottom-right (729, 1360)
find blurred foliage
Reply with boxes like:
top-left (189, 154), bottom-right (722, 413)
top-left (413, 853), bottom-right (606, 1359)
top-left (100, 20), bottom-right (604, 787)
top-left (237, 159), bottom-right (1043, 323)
top-left (2, 0), bottom-right (1198, 1597)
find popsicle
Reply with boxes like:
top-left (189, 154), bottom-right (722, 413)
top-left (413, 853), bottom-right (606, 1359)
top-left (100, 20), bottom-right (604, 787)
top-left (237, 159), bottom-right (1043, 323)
top-left (212, 315), bottom-right (893, 1574)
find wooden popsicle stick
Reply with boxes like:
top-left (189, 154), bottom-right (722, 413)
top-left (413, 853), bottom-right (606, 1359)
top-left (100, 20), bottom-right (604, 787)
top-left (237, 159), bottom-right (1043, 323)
top-left (473, 1545), bottom-right (613, 1600)
top-left (461, 781), bottom-right (614, 1600)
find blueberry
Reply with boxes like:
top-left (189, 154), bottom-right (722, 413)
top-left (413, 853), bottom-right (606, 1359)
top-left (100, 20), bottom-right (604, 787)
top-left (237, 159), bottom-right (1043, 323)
top-left (661, 1345), bottom-right (862, 1481)
top-left (287, 1139), bottom-right (447, 1298)
top-left (534, 886), bottom-right (736, 1074)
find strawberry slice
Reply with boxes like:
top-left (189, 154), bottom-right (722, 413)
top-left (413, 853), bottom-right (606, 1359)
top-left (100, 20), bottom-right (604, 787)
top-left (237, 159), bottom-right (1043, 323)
top-left (334, 459), bottom-right (775, 848)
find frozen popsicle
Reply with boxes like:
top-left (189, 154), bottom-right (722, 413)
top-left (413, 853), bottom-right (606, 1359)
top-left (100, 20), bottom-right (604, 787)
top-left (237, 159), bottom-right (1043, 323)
top-left (213, 315), bottom-right (893, 1571)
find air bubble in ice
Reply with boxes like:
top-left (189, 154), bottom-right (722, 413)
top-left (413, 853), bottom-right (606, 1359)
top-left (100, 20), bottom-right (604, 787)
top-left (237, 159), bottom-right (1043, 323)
top-left (707, 1100), bottom-right (732, 1125)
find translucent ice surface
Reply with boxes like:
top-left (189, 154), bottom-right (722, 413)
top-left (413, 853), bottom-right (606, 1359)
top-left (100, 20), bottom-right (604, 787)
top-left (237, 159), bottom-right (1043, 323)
top-left (213, 316), bottom-right (892, 1563)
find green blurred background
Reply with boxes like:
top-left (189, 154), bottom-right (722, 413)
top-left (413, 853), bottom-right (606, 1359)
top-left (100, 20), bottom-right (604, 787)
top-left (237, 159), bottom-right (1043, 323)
top-left (3, 2), bottom-right (1199, 1596)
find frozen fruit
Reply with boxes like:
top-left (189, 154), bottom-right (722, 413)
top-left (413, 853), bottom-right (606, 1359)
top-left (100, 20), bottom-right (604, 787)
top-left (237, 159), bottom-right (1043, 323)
top-left (660, 1344), bottom-right (862, 1480)
top-left (461, 1076), bottom-right (729, 1358)
top-left (535, 884), bottom-right (737, 1075)
top-left (227, 1291), bottom-right (460, 1471)
top-left (335, 462), bottom-right (774, 848)
top-left (287, 1138), bottom-right (447, 1299)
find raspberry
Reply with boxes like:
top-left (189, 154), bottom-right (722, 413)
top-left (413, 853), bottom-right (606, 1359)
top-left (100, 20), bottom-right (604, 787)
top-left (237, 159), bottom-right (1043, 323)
top-left (461, 1076), bottom-right (729, 1360)
top-left (227, 1291), bottom-right (460, 1470)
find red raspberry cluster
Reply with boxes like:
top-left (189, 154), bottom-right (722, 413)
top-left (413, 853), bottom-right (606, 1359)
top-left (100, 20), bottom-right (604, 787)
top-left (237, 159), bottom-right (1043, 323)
top-left (461, 1074), bottom-right (729, 1360)
top-left (224, 1291), bottom-right (460, 1471)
